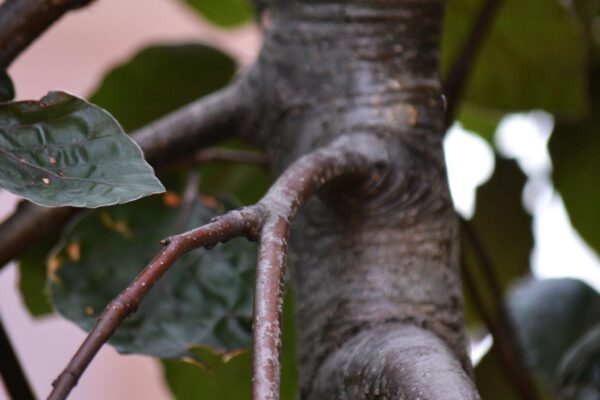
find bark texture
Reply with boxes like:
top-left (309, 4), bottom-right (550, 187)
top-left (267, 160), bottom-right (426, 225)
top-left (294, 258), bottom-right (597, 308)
top-left (247, 0), bottom-right (478, 398)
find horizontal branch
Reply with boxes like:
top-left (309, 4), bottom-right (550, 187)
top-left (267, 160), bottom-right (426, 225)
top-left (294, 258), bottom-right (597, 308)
top-left (0, 78), bottom-right (255, 270)
top-left (181, 148), bottom-right (267, 167)
top-left (48, 133), bottom-right (384, 400)
top-left (0, 0), bottom-right (96, 68)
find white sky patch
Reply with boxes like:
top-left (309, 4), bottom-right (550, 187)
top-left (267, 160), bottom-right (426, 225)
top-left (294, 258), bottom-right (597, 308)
top-left (470, 334), bottom-right (493, 366)
top-left (490, 111), bottom-right (600, 291)
top-left (444, 124), bottom-right (495, 218)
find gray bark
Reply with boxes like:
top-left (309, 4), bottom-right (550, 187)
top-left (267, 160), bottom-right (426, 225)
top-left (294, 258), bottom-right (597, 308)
top-left (245, 0), bottom-right (479, 398)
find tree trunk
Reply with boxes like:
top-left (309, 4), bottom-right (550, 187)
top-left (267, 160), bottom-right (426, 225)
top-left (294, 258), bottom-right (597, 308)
top-left (245, 0), bottom-right (480, 398)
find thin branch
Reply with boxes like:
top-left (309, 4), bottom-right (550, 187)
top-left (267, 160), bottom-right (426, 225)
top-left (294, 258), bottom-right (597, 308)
top-left (460, 222), bottom-right (542, 400)
top-left (250, 134), bottom-right (382, 399)
top-left (180, 148), bottom-right (267, 168)
top-left (443, 0), bottom-right (503, 127)
top-left (0, 79), bottom-right (253, 270)
top-left (0, 0), bottom-right (96, 68)
top-left (48, 207), bottom-right (263, 400)
top-left (0, 313), bottom-right (36, 400)
top-left (48, 134), bottom-right (381, 400)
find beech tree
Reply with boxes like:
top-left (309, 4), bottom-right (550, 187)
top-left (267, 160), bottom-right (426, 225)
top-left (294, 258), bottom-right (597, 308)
top-left (0, 0), bottom-right (599, 399)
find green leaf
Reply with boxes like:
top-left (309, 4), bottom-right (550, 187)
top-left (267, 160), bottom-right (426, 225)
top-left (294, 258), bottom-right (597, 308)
top-left (474, 345), bottom-right (519, 400)
top-left (18, 239), bottom-right (55, 317)
top-left (0, 71), bottom-right (14, 102)
top-left (199, 142), bottom-right (271, 205)
top-left (163, 291), bottom-right (298, 400)
top-left (474, 343), bottom-right (554, 400)
top-left (179, 0), bottom-right (253, 27)
top-left (458, 103), bottom-right (503, 144)
top-left (442, 0), bottom-right (588, 118)
top-left (508, 278), bottom-right (600, 385)
top-left (49, 194), bottom-right (256, 358)
top-left (462, 155), bottom-right (533, 321)
top-left (0, 91), bottom-right (164, 208)
top-left (549, 70), bottom-right (600, 255)
top-left (90, 44), bottom-right (236, 131)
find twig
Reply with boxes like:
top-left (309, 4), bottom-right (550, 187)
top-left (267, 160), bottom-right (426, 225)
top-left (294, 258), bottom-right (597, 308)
top-left (443, 0), bottom-right (503, 127)
top-left (192, 148), bottom-right (267, 166)
top-left (48, 207), bottom-right (262, 400)
top-left (0, 0), bottom-right (96, 68)
top-left (460, 222), bottom-right (541, 400)
top-left (47, 134), bottom-right (381, 399)
top-left (0, 79), bottom-right (253, 271)
top-left (0, 313), bottom-right (36, 400)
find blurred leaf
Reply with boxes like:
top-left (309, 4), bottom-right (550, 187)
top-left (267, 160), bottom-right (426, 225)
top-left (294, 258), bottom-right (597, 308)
top-left (462, 155), bottom-right (533, 321)
top-left (0, 91), bottom-right (164, 207)
top-left (474, 345), bottom-right (517, 400)
top-left (0, 71), bottom-right (14, 102)
top-left (442, 0), bottom-right (587, 118)
top-left (163, 291), bottom-right (297, 400)
top-left (559, 324), bottom-right (600, 399)
top-left (179, 0), bottom-right (253, 27)
top-left (198, 142), bottom-right (271, 205)
top-left (508, 278), bottom-right (600, 386)
top-left (458, 103), bottom-right (503, 144)
top-left (17, 239), bottom-right (55, 317)
top-left (474, 343), bottom-right (555, 400)
top-left (90, 44), bottom-right (236, 131)
top-left (549, 70), bottom-right (600, 256)
top-left (50, 194), bottom-right (257, 358)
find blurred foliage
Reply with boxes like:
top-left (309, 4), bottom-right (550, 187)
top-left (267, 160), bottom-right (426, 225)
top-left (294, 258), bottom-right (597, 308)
top-left (559, 324), bottom-right (600, 399)
top-left (549, 69), bottom-right (600, 256)
top-left (90, 44), bottom-right (236, 132)
top-left (163, 291), bottom-right (298, 400)
top-left (179, 0), bottom-right (253, 27)
top-left (508, 278), bottom-right (600, 398)
top-left (50, 193), bottom-right (257, 359)
top-left (18, 239), bottom-right (54, 317)
top-left (442, 0), bottom-right (587, 120)
top-left (461, 155), bottom-right (533, 325)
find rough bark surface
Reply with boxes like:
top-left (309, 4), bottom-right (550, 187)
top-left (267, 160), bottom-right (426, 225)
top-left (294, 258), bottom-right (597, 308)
top-left (244, 0), bottom-right (478, 398)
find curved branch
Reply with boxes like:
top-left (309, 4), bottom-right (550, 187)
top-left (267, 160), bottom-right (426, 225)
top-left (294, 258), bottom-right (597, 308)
top-left (48, 133), bottom-right (382, 400)
top-left (443, 0), bottom-right (503, 127)
top-left (0, 0), bottom-right (96, 68)
top-left (0, 78), bottom-right (255, 270)
top-left (251, 134), bottom-right (381, 399)
top-left (48, 207), bottom-right (262, 400)
top-left (312, 323), bottom-right (480, 399)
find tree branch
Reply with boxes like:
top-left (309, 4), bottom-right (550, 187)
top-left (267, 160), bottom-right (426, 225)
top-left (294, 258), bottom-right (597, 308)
top-left (460, 221), bottom-right (542, 400)
top-left (0, 0), bottom-right (96, 68)
top-left (0, 78), bottom-right (255, 270)
top-left (48, 134), bottom-right (380, 400)
top-left (443, 0), bottom-right (503, 127)
top-left (181, 148), bottom-right (267, 168)
top-left (0, 313), bottom-right (36, 400)
top-left (48, 207), bottom-right (263, 400)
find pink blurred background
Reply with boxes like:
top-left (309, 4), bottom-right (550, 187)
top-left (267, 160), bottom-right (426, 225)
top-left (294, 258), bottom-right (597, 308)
top-left (0, 1), bottom-right (260, 398)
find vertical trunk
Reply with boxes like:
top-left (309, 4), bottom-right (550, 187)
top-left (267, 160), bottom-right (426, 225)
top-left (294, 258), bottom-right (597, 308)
top-left (248, 0), bottom-right (479, 398)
